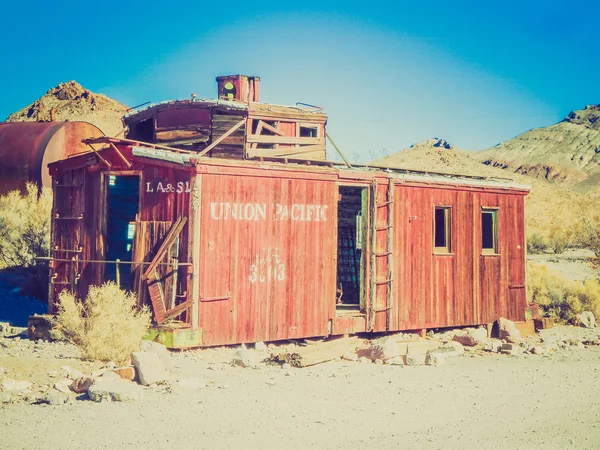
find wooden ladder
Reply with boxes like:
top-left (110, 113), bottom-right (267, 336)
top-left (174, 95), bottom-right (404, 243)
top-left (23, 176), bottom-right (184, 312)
top-left (368, 177), bottom-right (395, 331)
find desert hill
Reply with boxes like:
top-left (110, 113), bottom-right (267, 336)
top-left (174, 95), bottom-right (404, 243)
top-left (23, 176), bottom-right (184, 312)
top-left (473, 105), bottom-right (600, 193)
top-left (5, 81), bottom-right (128, 137)
top-left (373, 138), bottom-right (596, 236)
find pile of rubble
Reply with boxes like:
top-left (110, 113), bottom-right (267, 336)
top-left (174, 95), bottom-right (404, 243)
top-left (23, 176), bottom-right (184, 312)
top-left (0, 332), bottom-right (180, 405)
top-left (230, 314), bottom-right (600, 369)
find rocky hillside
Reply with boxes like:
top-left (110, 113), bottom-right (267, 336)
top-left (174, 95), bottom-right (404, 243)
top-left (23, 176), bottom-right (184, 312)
top-left (6, 81), bottom-right (128, 137)
top-left (373, 138), bottom-right (596, 236)
top-left (473, 105), bottom-right (600, 193)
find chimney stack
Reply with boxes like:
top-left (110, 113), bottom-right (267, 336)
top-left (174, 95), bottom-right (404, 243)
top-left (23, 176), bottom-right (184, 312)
top-left (216, 75), bottom-right (260, 103)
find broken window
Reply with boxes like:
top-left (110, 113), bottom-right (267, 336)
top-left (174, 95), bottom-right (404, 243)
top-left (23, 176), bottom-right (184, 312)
top-left (300, 125), bottom-right (318, 138)
top-left (434, 206), bottom-right (451, 253)
top-left (481, 208), bottom-right (498, 254)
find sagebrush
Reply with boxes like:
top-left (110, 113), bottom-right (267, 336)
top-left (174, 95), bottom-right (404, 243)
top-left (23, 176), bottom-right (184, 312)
top-left (55, 282), bottom-right (151, 362)
top-left (0, 183), bottom-right (52, 268)
top-left (527, 263), bottom-right (600, 322)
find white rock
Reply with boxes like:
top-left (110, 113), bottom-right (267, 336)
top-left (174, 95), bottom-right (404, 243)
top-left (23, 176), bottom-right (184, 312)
top-left (358, 356), bottom-right (371, 364)
top-left (100, 371), bottom-right (122, 381)
top-left (385, 355), bottom-right (405, 366)
top-left (254, 341), bottom-right (268, 352)
top-left (342, 352), bottom-right (359, 362)
top-left (469, 328), bottom-right (489, 344)
top-left (53, 379), bottom-right (72, 394)
top-left (1, 379), bottom-right (32, 392)
top-left (364, 336), bottom-right (401, 362)
top-left (88, 380), bottom-right (144, 402)
top-left (499, 317), bottom-right (522, 343)
top-left (430, 341), bottom-right (464, 357)
top-left (232, 344), bottom-right (260, 368)
top-left (577, 312), bottom-right (596, 329)
top-left (41, 391), bottom-right (70, 405)
top-left (425, 352), bottom-right (445, 366)
top-left (139, 341), bottom-right (172, 370)
top-left (405, 349), bottom-right (426, 366)
top-left (0, 392), bottom-right (11, 403)
top-left (131, 352), bottom-right (167, 386)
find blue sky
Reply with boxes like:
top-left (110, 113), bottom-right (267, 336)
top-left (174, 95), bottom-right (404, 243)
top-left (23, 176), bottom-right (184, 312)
top-left (1, 0), bottom-right (598, 161)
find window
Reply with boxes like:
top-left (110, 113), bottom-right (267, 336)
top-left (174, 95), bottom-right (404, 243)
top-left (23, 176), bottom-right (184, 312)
top-left (481, 208), bottom-right (498, 254)
top-left (434, 206), bottom-right (451, 253)
top-left (300, 125), bottom-right (318, 137)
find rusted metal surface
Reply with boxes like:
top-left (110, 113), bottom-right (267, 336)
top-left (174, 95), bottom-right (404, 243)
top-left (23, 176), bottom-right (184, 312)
top-left (48, 143), bottom-right (529, 346)
top-left (0, 121), bottom-right (103, 194)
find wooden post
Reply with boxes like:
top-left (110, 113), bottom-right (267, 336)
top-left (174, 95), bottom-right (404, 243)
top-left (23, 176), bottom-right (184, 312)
top-left (191, 174), bottom-right (202, 329)
top-left (115, 259), bottom-right (121, 288)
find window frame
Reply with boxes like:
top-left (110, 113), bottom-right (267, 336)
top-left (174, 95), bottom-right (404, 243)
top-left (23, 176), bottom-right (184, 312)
top-left (481, 207), bottom-right (499, 255)
top-left (433, 205), bottom-right (452, 254)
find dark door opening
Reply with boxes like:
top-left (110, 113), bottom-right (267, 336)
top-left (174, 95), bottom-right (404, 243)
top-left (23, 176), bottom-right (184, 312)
top-left (106, 175), bottom-right (140, 290)
top-left (336, 186), bottom-right (367, 313)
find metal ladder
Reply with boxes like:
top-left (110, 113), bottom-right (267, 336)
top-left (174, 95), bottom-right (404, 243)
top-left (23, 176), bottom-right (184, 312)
top-left (369, 177), bottom-right (395, 331)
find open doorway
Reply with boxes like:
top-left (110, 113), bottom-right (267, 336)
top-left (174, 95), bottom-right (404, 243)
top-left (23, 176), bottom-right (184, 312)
top-left (106, 175), bottom-right (140, 290)
top-left (336, 186), bottom-right (367, 314)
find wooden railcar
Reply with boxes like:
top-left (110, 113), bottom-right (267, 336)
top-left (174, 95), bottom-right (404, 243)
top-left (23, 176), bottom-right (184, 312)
top-left (47, 139), bottom-right (529, 347)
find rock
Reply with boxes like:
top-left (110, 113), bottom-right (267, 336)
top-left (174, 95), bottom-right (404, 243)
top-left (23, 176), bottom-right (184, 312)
top-left (342, 352), bottom-right (359, 362)
top-left (405, 348), bottom-right (426, 366)
top-left (103, 361), bottom-right (117, 370)
top-left (177, 377), bottom-right (205, 390)
top-left (430, 341), bottom-right (464, 357)
top-left (131, 352), bottom-right (167, 385)
top-left (139, 341), bottom-right (172, 370)
top-left (358, 356), bottom-right (371, 364)
top-left (499, 317), bottom-right (522, 343)
top-left (427, 330), bottom-right (435, 339)
top-left (363, 336), bottom-right (401, 362)
top-left (577, 312), bottom-right (596, 329)
top-left (112, 366), bottom-right (135, 381)
top-left (0, 366), bottom-right (6, 375)
top-left (61, 366), bottom-right (85, 380)
top-left (453, 334), bottom-right (478, 347)
top-left (53, 379), bottom-right (72, 394)
top-left (70, 377), bottom-right (94, 394)
top-left (281, 363), bottom-right (291, 370)
top-left (469, 328), bottom-right (489, 344)
top-left (101, 371), bottom-right (120, 380)
top-left (47, 370), bottom-right (59, 378)
top-left (232, 344), bottom-right (260, 368)
top-left (385, 356), bottom-right (405, 366)
top-left (88, 380), bottom-right (144, 402)
top-left (501, 342), bottom-right (520, 355)
top-left (1, 379), bottom-right (32, 392)
top-left (483, 339), bottom-right (503, 353)
top-left (265, 379), bottom-right (277, 386)
top-left (41, 391), bottom-right (70, 405)
top-left (0, 392), bottom-right (12, 403)
top-left (254, 341), bottom-right (268, 352)
top-left (425, 352), bottom-right (445, 366)
top-left (0, 322), bottom-right (12, 335)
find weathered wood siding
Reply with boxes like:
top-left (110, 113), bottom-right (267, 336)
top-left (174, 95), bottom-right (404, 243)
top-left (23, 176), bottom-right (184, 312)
top-left (381, 184), bottom-right (526, 332)
top-left (196, 166), bottom-right (338, 346)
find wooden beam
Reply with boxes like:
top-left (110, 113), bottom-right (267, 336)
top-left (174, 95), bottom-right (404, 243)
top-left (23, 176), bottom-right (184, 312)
top-left (196, 119), bottom-right (246, 158)
top-left (246, 135), bottom-right (324, 145)
top-left (85, 143), bottom-right (112, 168)
top-left (143, 217), bottom-right (188, 279)
top-left (258, 120), bottom-right (285, 136)
top-left (109, 142), bottom-right (132, 168)
top-left (273, 336), bottom-right (359, 367)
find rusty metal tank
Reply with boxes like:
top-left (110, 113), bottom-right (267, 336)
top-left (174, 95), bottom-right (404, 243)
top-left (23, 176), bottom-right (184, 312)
top-left (0, 121), bottom-right (104, 194)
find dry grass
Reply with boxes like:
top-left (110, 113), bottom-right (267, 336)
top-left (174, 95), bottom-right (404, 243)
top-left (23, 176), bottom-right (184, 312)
top-left (55, 282), bottom-right (151, 363)
top-left (527, 262), bottom-right (600, 322)
top-left (0, 183), bottom-right (52, 269)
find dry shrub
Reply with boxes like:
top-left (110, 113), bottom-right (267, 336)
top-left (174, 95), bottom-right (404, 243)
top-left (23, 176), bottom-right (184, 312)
top-left (0, 183), bottom-right (52, 268)
top-left (527, 263), bottom-right (600, 322)
top-left (527, 232), bottom-right (547, 254)
top-left (576, 217), bottom-right (600, 257)
top-left (55, 282), bottom-right (151, 363)
top-left (547, 227), bottom-right (571, 254)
